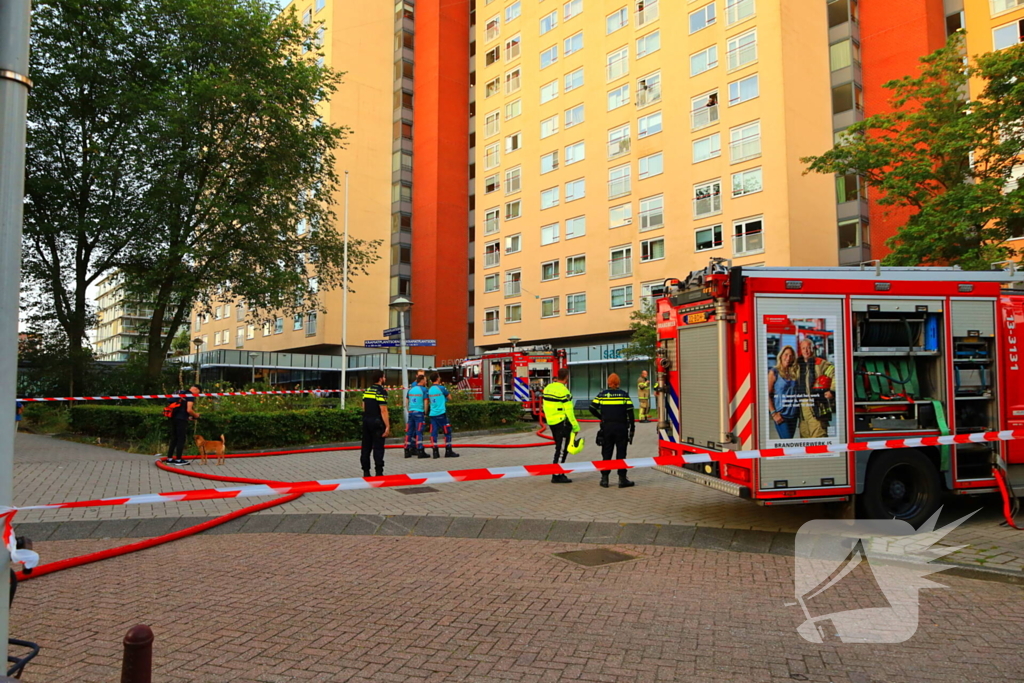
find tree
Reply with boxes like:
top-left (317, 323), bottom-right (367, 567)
top-left (802, 33), bottom-right (1024, 270)
top-left (24, 0), bottom-right (380, 386)
top-left (622, 305), bottom-right (657, 362)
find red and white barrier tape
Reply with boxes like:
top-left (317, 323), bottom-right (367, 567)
top-left (17, 387), bottom-right (407, 402)
top-left (3, 509), bottom-right (39, 570)
top-left (5, 429), bottom-right (1023, 513)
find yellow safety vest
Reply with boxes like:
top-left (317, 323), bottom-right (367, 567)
top-left (542, 381), bottom-right (579, 429)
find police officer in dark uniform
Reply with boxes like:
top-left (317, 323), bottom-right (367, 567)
top-left (360, 370), bottom-right (390, 477)
top-left (588, 373), bottom-right (636, 488)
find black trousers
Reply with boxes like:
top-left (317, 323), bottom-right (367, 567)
top-left (551, 420), bottom-right (573, 464)
top-left (601, 422), bottom-right (629, 473)
top-left (167, 419), bottom-right (188, 459)
top-left (360, 419), bottom-right (386, 472)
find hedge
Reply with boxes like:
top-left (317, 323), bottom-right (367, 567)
top-left (69, 400), bottom-right (526, 450)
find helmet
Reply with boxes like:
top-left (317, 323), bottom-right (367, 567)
top-left (567, 432), bottom-right (585, 456)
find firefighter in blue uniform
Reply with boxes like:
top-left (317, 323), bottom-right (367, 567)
top-left (588, 373), bottom-right (636, 488)
top-left (360, 370), bottom-right (390, 477)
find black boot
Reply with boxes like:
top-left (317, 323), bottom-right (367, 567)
top-left (433, 446), bottom-right (441, 459)
top-left (417, 446), bottom-right (430, 459)
top-left (444, 446), bottom-right (460, 458)
top-left (404, 446), bottom-right (413, 458)
top-left (375, 466), bottom-right (384, 477)
top-left (551, 473), bottom-right (572, 484)
top-left (600, 472), bottom-right (610, 488)
top-left (362, 468), bottom-right (371, 477)
top-left (618, 471), bottom-right (635, 488)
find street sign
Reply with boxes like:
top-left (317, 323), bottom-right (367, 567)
top-left (406, 339), bottom-right (437, 347)
top-left (383, 327), bottom-right (402, 336)
top-left (364, 340), bottom-right (401, 348)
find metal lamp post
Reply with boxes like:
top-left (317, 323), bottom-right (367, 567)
top-left (192, 337), bottom-right (203, 385)
top-left (508, 336), bottom-right (521, 353)
top-left (388, 295), bottom-right (413, 424)
top-left (249, 352), bottom-right (258, 386)
top-left (340, 169), bottom-right (349, 409)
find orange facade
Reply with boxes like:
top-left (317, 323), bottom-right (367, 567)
top-left (411, 0), bottom-right (471, 363)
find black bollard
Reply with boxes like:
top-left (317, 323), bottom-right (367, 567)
top-left (120, 624), bottom-right (154, 683)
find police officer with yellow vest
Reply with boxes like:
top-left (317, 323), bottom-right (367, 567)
top-left (542, 367), bottom-right (580, 484)
top-left (588, 373), bottom-right (636, 488)
top-left (360, 370), bottom-right (390, 477)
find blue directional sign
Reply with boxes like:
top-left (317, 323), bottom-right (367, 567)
top-left (364, 340), bottom-right (401, 348)
top-left (406, 339), bottom-right (437, 347)
top-left (383, 327), bottom-right (402, 336)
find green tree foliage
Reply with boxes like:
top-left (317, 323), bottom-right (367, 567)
top-left (622, 306), bottom-right (657, 362)
top-left (24, 0), bottom-right (380, 383)
top-left (802, 33), bottom-right (1024, 270)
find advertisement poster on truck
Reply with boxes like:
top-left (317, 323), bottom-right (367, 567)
top-left (762, 313), bottom-right (842, 448)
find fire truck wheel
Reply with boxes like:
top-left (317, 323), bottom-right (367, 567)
top-left (860, 449), bottom-right (941, 527)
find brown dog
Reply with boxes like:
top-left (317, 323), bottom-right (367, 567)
top-left (193, 434), bottom-right (227, 465)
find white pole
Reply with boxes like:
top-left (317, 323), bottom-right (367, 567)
top-left (399, 317), bottom-right (409, 424)
top-left (0, 0), bottom-right (31, 664)
top-left (340, 170), bottom-right (349, 409)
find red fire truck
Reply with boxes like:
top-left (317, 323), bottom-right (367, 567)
top-left (654, 258), bottom-right (1024, 526)
top-left (451, 346), bottom-right (568, 414)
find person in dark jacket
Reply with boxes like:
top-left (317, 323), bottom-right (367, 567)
top-left (361, 370), bottom-right (390, 477)
top-left (588, 373), bottom-right (635, 488)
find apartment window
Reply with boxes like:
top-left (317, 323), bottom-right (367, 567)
top-left (505, 1), bottom-right (521, 22)
top-left (485, 16), bottom-right (500, 42)
top-left (695, 224), bottom-right (723, 252)
top-left (541, 186), bottom-right (561, 209)
top-left (566, 255), bottom-right (587, 276)
top-left (505, 166), bottom-right (522, 194)
top-left (690, 45), bottom-right (718, 76)
top-left (564, 32), bottom-right (584, 56)
top-left (293, 313), bottom-right (304, 331)
top-left (608, 124), bottom-right (630, 159)
top-left (564, 67), bottom-right (585, 92)
top-left (611, 285), bottom-right (634, 309)
top-left (213, 330), bottom-right (221, 346)
top-left (832, 83), bottom-right (864, 113)
top-left (564, 0), bottom-right (583, 21)
top-left (638, 111), bottom-right (662, 138)
top-left (505, 233), bottom-right (522, 253)
top-left (485, 111), bottom-right (500, 137)
top-left (636, 72), bottom-right (661, 107)
top-left (828, 0), bottom-right (858, 27)
top-left (484, 273), bottom-right (500, 292)
top-left (504, 304), bottom-right (522, 323)
top-left (689, 3), bottom-right (717, 33)
top-left (640, 280), bottom-right (661, 311)
top-left (541, 223), bottom-right (560, 245)
top-left (829, 39), bottom-right (859, 71)
top-left (639, 152), bottom-right (663, 179)
top-left (484, 308), bottom-right (500, 334)
top-left (565, 104), bottom-right (584, 128)
top-left (732, 167), bottom-right (763, 197)
top-left (994, 19), bottom-right (1024, 50)
top-left (726, 0), bottom-right (756, 25)
top-left (505, 131), bottom-right (522, 153)
top-left (609, 164), bottom-right (631, 199)
top-left (317, 0), bottom-right (326, 11)
top-left (730, 121), bottom-right (761, 162)
top-left (838, 218), bottom-right (868, 249)
top-left (302, 8), bottom-right (312, 24)
top-left (565, 140), bottom-right (585, 164)
top-left (836, 173), bottom-right (862, 203)
top-left (540, 80), bottom-right (559, 104)
top-left (505, 99), bottom-right (522, 120)
top-left (296, 217), bottom-right (308, 235)
top-left (691, 92), bottom-right (720, 132)
top-left (504, 270), bottom-right (522, 297)
top-left (305, 312), bottom-right (317, 336)
top-left (484, 142), bottom-right (499, 169)
top-left (636, 0), bottom-right (659, 27)
top-left (262, 323), bottom-right (271, 337)
top-left (485, 207), bottom-right (501, 234)
top-left (636, 30), bottom-right (660, 58)
top-left (540, 10), bottom-right (558, 34)
top-left (639, 194), bottom-right (664, 231)
top-left (541, 296), bottom-right (560, 318)
top-left (485, 77), bottom-right (501, 98)
top-left (541, 259), bottom-right (560, 280)
top-left (540, 115), bottom-right (559, 139)
top-left (485, 241), bottom-right (501, 267)
top-left (541, 150), bottom-right (559, 173)
top-left (693, 179), bottom-right (722, 218)
top-left (567, 292), bottom-right (587, 314)
top-left (214, 305), bottom-right (222, 320)
top-left (391, 182), bottom-right (412, 203)
top-left (608, 84), bottom-right (630, 111)
top-left (505, 200), bottom-right (522, 220)
top-left (505, 68), bottom-right (522, 93)
top-left (693, 132), bottom-right (722, 163)
top-left (246, 324), bottom-right (255, 340)
top-left (486, 46), bottom-right (501, 66)
top-left (733, 216), bottom-right (764, 255)
top-left (485, 174), bottom-right (500, 194)
top-left (505, 34), bottom-right (521, 61)
top-left (607, 7), bottom-right (628, 33)
top-left (607, 47), bottom-right (629, 81)
top-left (640, 237), bottom-right (665, 262)
top-left (610, 202), bottom-right (633, 228)
top-left (566, 216), bottom-right (586, 239)
top-left (727, 30), bottom-right (757, 71)
top-left (565, 178), bottom-right (586, 202)
top-left (609, 245), bottom-right (632, 279)
top-left (540, 45), bottom-right (558, 69)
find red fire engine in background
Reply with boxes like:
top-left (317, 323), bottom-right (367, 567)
top-left (654, 258), bottom-right (1024, 526)
top-left (450, 346), bottom-right (567, 415)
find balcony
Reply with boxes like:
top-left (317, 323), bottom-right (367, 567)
top-left (608, 257), bottom-right (633, 279)
top-left (727, 42), bottom-right (757, 71)
top-left (691, 104), bottom-right (719, 131)
top-left (504, 280), bottom-right (521, 297)
top-left (639, 206), bottom-right (664, 231)
top-left (636, 83), bottom-right (661, 107)
top-left (693, 193), bottom-right (722, 218)
top-left (635, 1), bottom-right (659, 27)
top-left (608, 178), bottom-right (631, 199)
top-left (725, 0), bottom-right (755, 25)
top-left (306, 316), bottom-right (317, 336)
top-left (729, 137), bottom-right (761, 163)
top-left (607, 137), bottom-right (631, 160)
top-left (992, 0), bottom-right (1024, 14)
top-left (484, 252), bottom-right (500, 268)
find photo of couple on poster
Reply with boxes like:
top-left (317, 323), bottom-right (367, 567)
top-left (764, 316), bottom-right (837, 441)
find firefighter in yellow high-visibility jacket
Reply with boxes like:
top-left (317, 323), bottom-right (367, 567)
top-left (542, 367), bottom-right (580, 484)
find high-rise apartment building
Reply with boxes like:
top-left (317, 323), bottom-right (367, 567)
top-left (94, 271), bottom-right (176, 362)
top-left (471, 0), bottom-right (838, 383)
